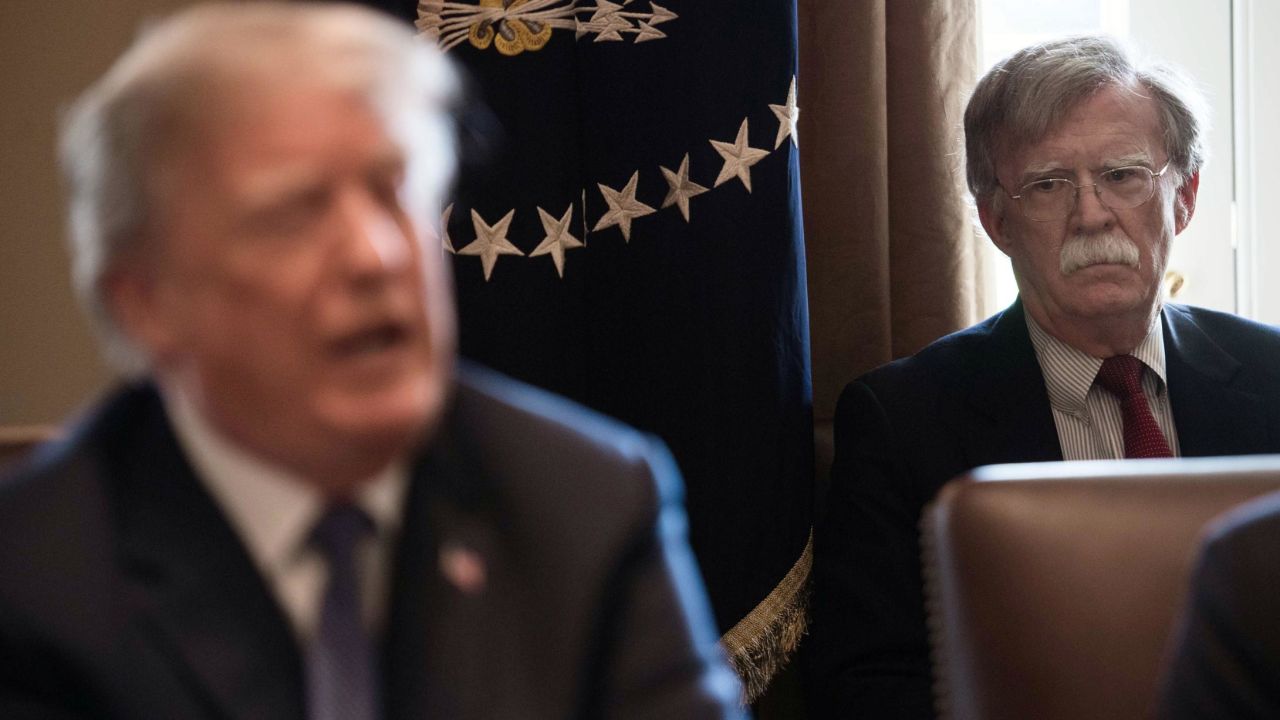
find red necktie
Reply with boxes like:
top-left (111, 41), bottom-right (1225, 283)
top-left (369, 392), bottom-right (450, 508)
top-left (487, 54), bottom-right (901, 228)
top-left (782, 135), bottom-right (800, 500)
top-left (1095, 355), bottom-right (1174, 458)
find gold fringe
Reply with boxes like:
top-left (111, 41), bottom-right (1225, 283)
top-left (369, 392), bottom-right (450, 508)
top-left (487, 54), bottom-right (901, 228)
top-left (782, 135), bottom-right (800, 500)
top-left (719, 531), bottom-right (813, 704)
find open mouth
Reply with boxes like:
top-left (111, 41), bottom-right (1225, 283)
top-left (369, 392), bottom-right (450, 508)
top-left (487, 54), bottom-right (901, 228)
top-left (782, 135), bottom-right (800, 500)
top-left (331, 322), bottom-right (409, 358)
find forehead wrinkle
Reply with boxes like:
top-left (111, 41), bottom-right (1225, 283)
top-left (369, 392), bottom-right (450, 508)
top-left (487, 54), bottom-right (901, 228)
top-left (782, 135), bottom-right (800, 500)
top-left (231, 130), bottom-right (406, 210)
top-left (235, 163), bottom-right (326, 211)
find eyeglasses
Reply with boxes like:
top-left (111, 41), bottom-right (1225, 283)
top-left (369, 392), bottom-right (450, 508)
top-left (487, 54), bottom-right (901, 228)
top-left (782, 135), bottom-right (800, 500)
top-left (1005, 162), bottom-right (1170, 222)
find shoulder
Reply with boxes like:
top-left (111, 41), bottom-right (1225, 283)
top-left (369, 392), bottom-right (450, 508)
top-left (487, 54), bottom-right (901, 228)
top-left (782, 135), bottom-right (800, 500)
top-left (839, 311), bottom-right (1008, 410)
top-left (0, 384), bottom-right (156, 517)
top-left (1185, 489), bottom-right (1280, 622)
top-left (1202, 489), bottom-right (1280, 562)
top-left (1165, 303), bottom-right (1280, 351)
top-left (0, 386), bottom-right (159, 616)
top-left (448, 362), bottom-right (682, 511)
top-left (1164, 304), bottom-right (1280, 392)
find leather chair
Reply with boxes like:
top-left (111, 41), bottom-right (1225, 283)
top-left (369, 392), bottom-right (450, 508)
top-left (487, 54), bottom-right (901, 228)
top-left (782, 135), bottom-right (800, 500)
top-left (0, 425), bottom-right (58, 470)
top-left (923, 456), bottom-right (1280, 720)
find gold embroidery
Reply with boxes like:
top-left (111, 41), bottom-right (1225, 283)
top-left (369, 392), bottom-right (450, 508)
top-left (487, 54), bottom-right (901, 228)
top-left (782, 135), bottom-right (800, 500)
top-left (418, 1), bottom-right (678, 54)
top-left (466, 0), bottom-right (553, 56)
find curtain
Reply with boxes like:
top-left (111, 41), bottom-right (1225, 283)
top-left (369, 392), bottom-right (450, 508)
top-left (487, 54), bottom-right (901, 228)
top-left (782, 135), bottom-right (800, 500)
top-left (799, 0), bottom-right (985, 434)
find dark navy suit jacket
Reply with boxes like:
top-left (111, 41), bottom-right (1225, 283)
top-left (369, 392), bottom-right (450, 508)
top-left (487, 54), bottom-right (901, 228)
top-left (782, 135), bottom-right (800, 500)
top-left (1158, 489), bottom-right (1280, 719)
top-left (0, 364), bottom-right (744, 720)
top-left (806, 301), bottom-right (1280, 719)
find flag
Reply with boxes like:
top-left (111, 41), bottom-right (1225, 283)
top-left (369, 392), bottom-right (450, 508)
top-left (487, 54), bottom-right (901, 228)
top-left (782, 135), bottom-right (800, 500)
top-left (359, 0), bottom-right (813, 698)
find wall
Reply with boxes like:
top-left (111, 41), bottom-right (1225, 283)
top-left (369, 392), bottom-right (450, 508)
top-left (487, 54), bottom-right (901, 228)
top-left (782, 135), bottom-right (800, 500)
top-left (0, 0), bottom-right (195, 424)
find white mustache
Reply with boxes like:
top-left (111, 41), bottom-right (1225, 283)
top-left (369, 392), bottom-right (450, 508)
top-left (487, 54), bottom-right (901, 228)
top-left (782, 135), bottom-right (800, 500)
top-left (1059, 233), bottom-right (1140, 274)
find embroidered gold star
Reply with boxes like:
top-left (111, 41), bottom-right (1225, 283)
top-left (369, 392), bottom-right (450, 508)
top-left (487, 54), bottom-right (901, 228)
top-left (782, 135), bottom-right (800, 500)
top-left (530, 205), bottom-right (583, 278)
top-left (634, 21), bottom-right (666, 42)
top-left (589, 0), bottom-right (623, 23)
top-left (588, 1), bottom-right (629, 41)
top-left (769, 76), bottom-right (800, 149)
top-left (660, 153), bottom-right (709, 222)
top-left (458, 209), bottom-right (524, 281)
top-left (710, 118), bottom-right (770, 192)
top-left (593, 171), bottom-right (655, 242)
top-left (440, 203), bottom-right (455, 254)
top-left (648, 2), bottom-right (677, 24)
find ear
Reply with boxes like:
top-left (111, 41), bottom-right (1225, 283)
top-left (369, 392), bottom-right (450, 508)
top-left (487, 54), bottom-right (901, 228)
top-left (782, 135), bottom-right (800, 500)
top-left (103, 262), bottom-right (182, 367)
top-left (978, 195), bottom-right (1014, 258)
top-left (1174, 170), bottom-right (1200, 235)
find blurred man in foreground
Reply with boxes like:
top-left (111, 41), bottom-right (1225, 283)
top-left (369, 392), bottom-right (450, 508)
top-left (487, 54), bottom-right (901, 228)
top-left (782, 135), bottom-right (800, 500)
top-left (0, 4), bottom-right (742, 718)
top-left (1159, 490), bottom-right (1280, 718)
top-left (807, 35), bottom-right (1280, 718)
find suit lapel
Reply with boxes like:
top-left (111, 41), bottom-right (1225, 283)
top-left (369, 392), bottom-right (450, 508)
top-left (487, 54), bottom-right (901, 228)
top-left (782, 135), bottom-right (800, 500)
top-left (381, 448), bottom-right (443, 720)
top-left (958, 302), bottom-right (1063, 468)
top-left (112, 389), bottom-right (305, 720)
top-left (383, 395), bottom-right (506, 720)
top-left (1163, 305), bottom-right (1267, 457)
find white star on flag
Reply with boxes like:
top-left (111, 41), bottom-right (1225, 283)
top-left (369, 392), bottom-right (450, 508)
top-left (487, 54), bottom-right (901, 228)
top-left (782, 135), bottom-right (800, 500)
top-left (593, 171), bottom-right (655, 242)
top-left (440, 203), bottom-right (455, 254)
top-left (457, 209), bottom-right (524, 281)
top-left (710, 118), bottom-right (771, 192)
top-left (660, 153), bottom-right (709, 222)
top-left (530, 205), bottom-right (583, 278)
top-left (769, 76), bottom-right (800, 149)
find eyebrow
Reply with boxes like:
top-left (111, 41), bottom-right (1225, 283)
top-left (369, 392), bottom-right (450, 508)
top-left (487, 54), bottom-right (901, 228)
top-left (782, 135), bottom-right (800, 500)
top-left (1016, 153), bottom-right (1157, 184)
top-left (1103, 152), bottom-right (1154, 168)
top-left (238, 165), bottom-right (325, 212)
top-left (1020, 162), bottom-right (1063, 178)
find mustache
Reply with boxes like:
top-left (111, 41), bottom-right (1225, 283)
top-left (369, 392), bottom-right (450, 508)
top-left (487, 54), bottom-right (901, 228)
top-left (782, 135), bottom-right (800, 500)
top-left (1059, 233), bottom-right (1140, 274)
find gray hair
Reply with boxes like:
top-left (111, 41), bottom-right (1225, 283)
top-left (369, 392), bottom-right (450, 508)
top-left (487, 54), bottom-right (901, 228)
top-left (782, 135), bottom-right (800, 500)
top-left (59, 2), bottom-right (458, 375)
top-left (964, 34), bottom-right (1209, 204)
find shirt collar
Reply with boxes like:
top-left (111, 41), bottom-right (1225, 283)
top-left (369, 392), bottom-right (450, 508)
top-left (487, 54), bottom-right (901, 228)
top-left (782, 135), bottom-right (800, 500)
top-left (161, 384), bottom-right (409, 579)
top-left (1025, 308), bottom-right (1169, 418)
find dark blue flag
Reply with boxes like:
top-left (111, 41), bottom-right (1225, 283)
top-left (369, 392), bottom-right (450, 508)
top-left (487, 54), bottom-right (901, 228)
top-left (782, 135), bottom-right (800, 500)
top-left (357, 0), bottom-right (812, 697)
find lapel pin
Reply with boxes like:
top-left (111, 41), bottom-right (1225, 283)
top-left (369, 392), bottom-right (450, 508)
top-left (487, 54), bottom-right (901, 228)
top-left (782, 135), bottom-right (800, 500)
top-left (439, 541), bottom-right (486, 595)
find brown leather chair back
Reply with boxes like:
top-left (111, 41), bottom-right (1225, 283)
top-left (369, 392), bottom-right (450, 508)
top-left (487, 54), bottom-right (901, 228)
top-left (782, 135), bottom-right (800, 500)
top-left (923, 457), bottom-right (1280, 720)
top-left (0, 425), bottom-right (58, 471)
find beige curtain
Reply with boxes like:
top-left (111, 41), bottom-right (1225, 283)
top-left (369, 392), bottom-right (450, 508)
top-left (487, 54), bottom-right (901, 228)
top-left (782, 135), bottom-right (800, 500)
top-left (798, 0), bottom-right (987, 427)
top-left (754, 7), bottom-right (983, 709)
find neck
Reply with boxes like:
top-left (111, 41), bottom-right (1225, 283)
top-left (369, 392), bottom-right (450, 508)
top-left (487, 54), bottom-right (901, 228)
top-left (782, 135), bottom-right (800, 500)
top-left (157, 374), bottom-right (405, 499)
top-left (1023, 301), bottom-right (1160, 358)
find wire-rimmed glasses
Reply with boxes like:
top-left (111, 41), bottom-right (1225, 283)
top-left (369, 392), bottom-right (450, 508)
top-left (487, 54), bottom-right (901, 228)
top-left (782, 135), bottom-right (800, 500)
top-left (1006, 162), bottom-right (1170, 222)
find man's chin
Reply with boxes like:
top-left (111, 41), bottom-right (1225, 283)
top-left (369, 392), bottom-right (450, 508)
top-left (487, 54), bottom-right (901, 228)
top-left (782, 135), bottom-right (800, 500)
top-left (1060, 284), bottom-right (1156, 320)
top-left (316, 379), bottom-right (444, 457)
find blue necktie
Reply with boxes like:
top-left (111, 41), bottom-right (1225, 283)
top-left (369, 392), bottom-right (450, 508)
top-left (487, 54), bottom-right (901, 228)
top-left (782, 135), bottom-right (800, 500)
top-left (306, 504), bottom-right (381, 720)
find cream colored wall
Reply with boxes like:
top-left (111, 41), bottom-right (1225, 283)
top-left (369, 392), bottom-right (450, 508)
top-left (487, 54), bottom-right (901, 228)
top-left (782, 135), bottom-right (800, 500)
top-left (0, 0), bottom-right (196, 424)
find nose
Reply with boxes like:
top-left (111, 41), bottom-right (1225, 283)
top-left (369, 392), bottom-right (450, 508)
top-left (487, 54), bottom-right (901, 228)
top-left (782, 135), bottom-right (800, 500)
top-left (1069, 181), bottom-right (1115, 233)
top-left (334, 189), bottom-right (412, 281)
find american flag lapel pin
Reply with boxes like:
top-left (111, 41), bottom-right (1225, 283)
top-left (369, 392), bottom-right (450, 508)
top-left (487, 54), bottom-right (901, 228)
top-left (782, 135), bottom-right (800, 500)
top-left (439, 541), bottom-right (486, 595)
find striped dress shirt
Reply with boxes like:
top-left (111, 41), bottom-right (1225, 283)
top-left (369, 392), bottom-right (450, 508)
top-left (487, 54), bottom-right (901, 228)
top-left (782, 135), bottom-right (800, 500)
top-left (1025, 311), bottom-right (1181, 460)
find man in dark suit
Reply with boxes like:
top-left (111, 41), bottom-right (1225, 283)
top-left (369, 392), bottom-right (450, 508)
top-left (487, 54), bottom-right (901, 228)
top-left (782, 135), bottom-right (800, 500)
top-left (805, 35), bottom-right (1280, 718)
top-left (0, 3), bottom-right (743, 718)
top-left (1158, 491), bottom-right (1280, 718)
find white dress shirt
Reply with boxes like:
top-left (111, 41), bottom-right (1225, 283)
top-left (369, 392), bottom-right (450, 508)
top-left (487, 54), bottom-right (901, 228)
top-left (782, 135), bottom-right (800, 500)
top-left (1026, 310), bottom-right (1181, 460)
top-left (163, 386), bottom-right (409, 645)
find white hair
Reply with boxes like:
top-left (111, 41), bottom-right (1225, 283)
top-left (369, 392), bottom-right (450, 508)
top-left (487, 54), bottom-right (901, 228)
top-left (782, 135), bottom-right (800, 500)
top-left (965, 35), bottom-right (1209, 204)
top-left (59, 2), bottom-right (458, 374)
